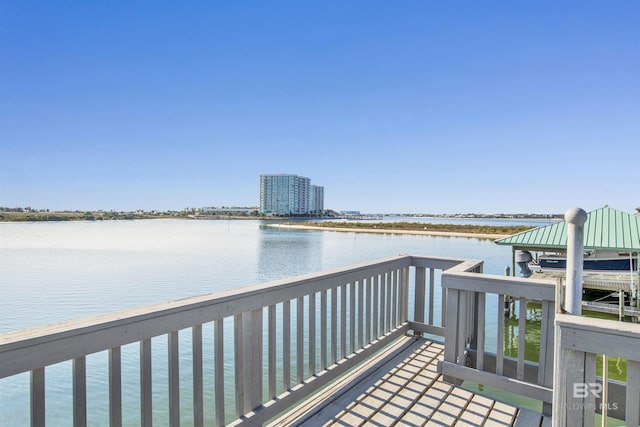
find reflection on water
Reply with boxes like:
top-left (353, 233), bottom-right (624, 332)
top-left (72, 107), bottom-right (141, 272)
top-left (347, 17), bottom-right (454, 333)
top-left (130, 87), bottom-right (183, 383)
top-left (502, 303), bottom-right (627, 381)
top-left (257, 225), bottom-right (323, 282)
top-left (503, 302), bottom-right (543, 363)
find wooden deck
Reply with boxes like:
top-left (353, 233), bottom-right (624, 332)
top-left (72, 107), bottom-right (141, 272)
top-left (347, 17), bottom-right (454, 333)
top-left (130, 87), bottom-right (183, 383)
top-left (271, 337), bottom-right (549, 427)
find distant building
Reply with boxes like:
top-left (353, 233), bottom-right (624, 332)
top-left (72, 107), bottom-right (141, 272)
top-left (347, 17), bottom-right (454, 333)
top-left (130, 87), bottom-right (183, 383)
top-left (310, 185), bottom-right (324, 215)
top-left (259, 174), bottom-right (324, 216)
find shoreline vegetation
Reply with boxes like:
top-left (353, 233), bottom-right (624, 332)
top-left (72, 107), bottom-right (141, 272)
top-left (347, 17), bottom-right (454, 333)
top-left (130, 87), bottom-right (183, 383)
top-left (0, 209), bottom-right (537, 239)
top-left (274, 221), bottom-right (534, 239)
top-left (0, 208), bottom-right (558, 222)
top-left (0, 208), bottom-right (262, 222)
top-left (0, 211), bottom-right (270, 222)
top-left (0, 210), bottom-right (175, 222)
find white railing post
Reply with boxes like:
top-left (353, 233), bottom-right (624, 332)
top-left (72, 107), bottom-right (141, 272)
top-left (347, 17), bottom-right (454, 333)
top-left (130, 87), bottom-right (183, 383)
top-left (140, 339), bottom-right (152, 427)
top-left (246, 308), bottom-right (263, 412)
top-left (168, 331), bottom-right (180, 427)
top-left (31, 368), bottom-right (45, 427)
top-left (192, 326), bottom-right (203, 427)
top-left (553, 207), bottom-right (593, 426)
top-left (442, 283), bottom-right (462, 385)
top-left (214, 319), bottom-right (225, 427)
top-left (414, 267), bottom-right (426, 335)
top-left (73, 356), bottom-right (87, 427)
top-left (109, 347), bottom-right (122, 427)
top-left (564, 207), bottom-right (587, 315)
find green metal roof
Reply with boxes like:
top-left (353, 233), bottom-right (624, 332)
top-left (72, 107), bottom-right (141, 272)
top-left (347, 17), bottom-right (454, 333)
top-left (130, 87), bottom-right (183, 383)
top-left (495, 206), bottom-right (640, 251)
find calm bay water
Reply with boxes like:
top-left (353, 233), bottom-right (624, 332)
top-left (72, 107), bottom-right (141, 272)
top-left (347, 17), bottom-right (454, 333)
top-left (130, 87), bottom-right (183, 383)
top-left (0, 218), bottom-right (545, 426)
top-left (1, 218), bottom-right (531, 332)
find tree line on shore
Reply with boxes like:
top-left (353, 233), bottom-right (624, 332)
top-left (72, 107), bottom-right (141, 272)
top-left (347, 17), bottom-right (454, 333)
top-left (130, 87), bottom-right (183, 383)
top-left (0, 207), bottom-right (202, 221)
top-left (1, 207), bottom-right (546, 231)
top-left (0, 207), bottom-right (271, 221)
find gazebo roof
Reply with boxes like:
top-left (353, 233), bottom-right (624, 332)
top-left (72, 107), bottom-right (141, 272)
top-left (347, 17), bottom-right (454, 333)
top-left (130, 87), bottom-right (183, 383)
top-left (495, 206), bottom-right (640, 252)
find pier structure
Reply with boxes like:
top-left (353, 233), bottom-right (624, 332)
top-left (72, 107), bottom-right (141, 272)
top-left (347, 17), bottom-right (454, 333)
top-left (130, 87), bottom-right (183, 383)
top-left (1, 213), bottom-right (640, 426)
top-left (496, 206), bottom-right (640, 320)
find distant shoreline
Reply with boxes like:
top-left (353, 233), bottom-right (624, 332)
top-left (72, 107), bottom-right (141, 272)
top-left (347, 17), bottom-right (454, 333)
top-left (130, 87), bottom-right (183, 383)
top-left (0, 210), bottom-right (553, 226)
top-left (269, 223), bottom-right (511, 239)
top-left (0, 211), bottom-right (271, 222)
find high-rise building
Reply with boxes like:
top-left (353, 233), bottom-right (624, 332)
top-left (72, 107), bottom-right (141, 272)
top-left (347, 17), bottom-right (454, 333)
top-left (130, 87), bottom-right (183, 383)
top-left (259, 174), bottom-right (323, 216)
top-left (310, 185), bottom-right (324, 215)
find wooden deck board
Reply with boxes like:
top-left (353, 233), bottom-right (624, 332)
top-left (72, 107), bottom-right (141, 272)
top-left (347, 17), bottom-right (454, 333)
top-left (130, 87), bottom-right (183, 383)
top-left (452, 394), bottom-right (495, 426)
top-left (485, 401), bottom-right (520, 425)
top-left (269, 337), bottom-right (547, 427)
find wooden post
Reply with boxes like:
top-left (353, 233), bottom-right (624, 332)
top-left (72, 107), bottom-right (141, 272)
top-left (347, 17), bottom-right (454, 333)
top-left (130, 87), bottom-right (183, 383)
top-left (234, 314), bottom-right (244, 418)
top-left (564, 207), bottom-right (587, 315)
top-left (31, 368), bottom-right (45, 427)
top-left (297, 297), bottom-right (304, 384)
top-left (268, 306), bottom-right (276, 399)
top-left (554, 208), bottom-right (590, 426)
top-left (539, 301), bottom-right (555, 417)
top-left (473, 292), bottom-right (486, 371)
top-left (168, 331), bottom-right (180, 427)
top-left (140, 339), bottom-right (152, 427)
top-left (246, 309), bottom-right (263, 412)
top-left (415, 267), bottom-right (426, 337)
top-left (309, 293), bottom-right (316, 376)
top-left (73, 356), bottom-right (87, 427)
top-left (619, 290), bottom-right (625, 322)
top-left (214, 319), bottom-right (225, 427)
top-left (626, 360), bottom-right (640, 427)
top-left (443, 286), bottom-right (463, 386)
top-left (496, 294), bottom-right (505, 376)
top-left (601, 354), bottom-right (608, 426)
top-left (109, 348), bottom-right (122, 427)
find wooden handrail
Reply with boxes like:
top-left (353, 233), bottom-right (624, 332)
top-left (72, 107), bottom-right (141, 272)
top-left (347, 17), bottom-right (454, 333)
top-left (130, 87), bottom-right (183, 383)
top-left (439, 268), bottom-right (556, 414)
top-left (553, 313), bottom-right (640, 426)
top-left (1, 254), bottom-right (463, 427)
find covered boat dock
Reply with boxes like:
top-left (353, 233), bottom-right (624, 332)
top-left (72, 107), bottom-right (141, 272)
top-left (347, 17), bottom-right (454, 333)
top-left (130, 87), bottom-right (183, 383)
top-left (495, 206), bottom-right (640, 315)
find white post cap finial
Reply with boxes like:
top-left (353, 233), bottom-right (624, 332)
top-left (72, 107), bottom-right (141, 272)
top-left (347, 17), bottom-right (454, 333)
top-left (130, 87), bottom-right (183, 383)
top-left (565, 207), bottom-right (587, 225)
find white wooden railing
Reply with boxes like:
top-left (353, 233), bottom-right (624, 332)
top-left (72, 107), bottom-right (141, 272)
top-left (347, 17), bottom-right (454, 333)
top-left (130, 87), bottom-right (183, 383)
top-left (553, 314), bottom-right (640, 427)
top-left (439, 264), bottom-right (557, 414)
top-left (0, 255), bottom-right (464, 427)
top-left (3, 252), bottom-right (638, 426)
top-left (439, 261), bottom-right (640, 425)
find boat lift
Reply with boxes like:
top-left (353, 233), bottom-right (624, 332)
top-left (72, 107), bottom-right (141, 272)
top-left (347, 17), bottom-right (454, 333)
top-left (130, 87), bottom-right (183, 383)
top-left (495, 206), bottom-right (640, 320)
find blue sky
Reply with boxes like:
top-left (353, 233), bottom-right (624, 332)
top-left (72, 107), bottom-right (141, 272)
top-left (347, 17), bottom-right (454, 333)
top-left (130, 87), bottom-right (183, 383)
top-left (1, 1), bottom-right (638, 214)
